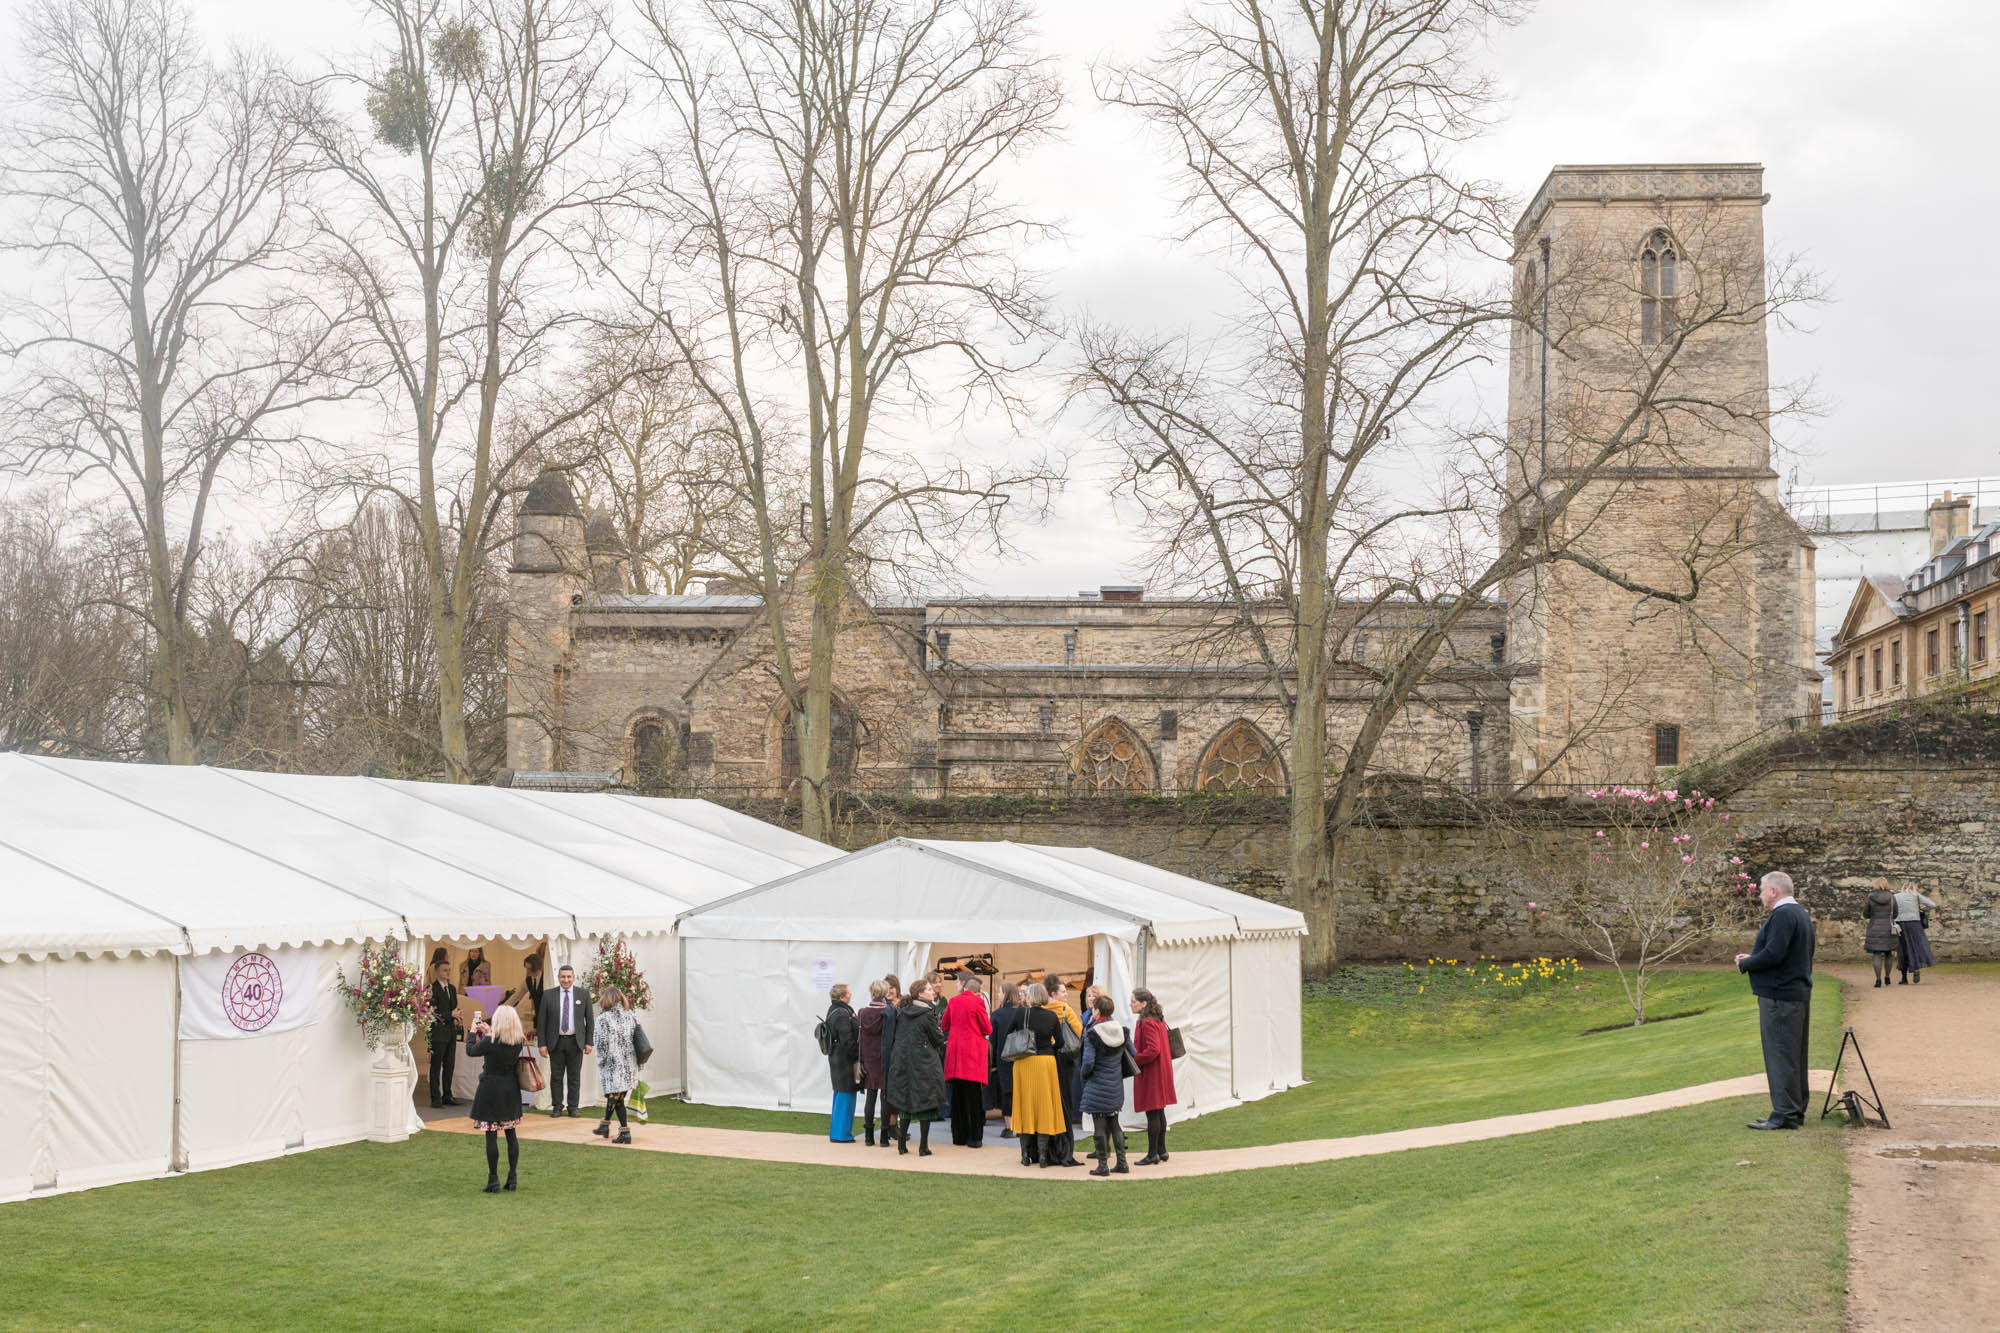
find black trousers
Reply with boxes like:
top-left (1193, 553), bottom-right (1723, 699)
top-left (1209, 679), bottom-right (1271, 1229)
top-left (428, 1020), bottom-right (456, 1099)
top-left (1757, 995), bottom-right (1810, 1123)
top-left (1055, 1055), bottom-right (1079, 1126)
top-left (547, 1035), bottom-right (583, 1113)
top-left (948, 1078), bottom-right (985, 1145)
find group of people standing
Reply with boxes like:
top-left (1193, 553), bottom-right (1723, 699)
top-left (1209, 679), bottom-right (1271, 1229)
top-left (1860, 879), bottom-right (1939, 987)
top-left (428, 951), bottom-right (648, 1193)
top-left (826, 969), bottom-right (1179, 1175)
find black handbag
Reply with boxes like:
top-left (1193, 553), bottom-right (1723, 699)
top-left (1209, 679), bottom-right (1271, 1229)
top-left (631, 1020), bottom-right (654, 1068)
top-left (1057, 1014), bottom-right (1082, 1058)
top-left (1000, 1023), bottom-right (1035, 1062)
top-left (1120, 1040), bottom-right (1140, 1079)
top-left (1167, 1026), bottom-right (1186, 1060)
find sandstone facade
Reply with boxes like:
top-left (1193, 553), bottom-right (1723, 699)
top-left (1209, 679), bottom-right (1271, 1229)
top-left (505, 163), bottom-right (1820, 796)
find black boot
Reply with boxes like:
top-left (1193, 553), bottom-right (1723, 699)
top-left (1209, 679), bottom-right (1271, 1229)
top-left (1090, 1133), bottom-right (1109, 1176)
top-left (502, 1170), bottom-right (517, 1191)
top-left (864, 1117), bottom-right (875, 1147)
top-left (1113, 1145), bottom-right (1130, 1174)
top-left (593, 1117), bottom-right (610, 1138)
top-left (898, 1124), bottom-right (909, 1156)
top-left (1020, 1133), bottom-right (1037, 1167)
top-left (613, 1128), bottom-right (631, 1144)
top-left (1913, 970), bottom-right (1922, 984)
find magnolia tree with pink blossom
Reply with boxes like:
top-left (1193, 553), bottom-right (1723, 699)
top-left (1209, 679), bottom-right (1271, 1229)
top-left (1531, 786), bottom-right (1754, 1026)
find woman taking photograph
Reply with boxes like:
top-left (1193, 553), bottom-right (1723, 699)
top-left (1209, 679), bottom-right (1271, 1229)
top-left (591, 985), bottom-right (641, 1144)
top-left (1862, 879), bottom-right (1899, 988)
top-left (466, 1005), bottom-right (527, 1192)
top-left (1009, 983), bottom-right (1077, 1168)
top-left (1130, 987), bottom-right (1177, 1166)
top-left (886, 978), bottom-right (946, 1156)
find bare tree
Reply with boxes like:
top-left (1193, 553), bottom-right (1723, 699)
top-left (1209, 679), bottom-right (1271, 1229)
top-left (625, 0), bottom-right (1064, 838)
top-left (545, 324), bottom-right (797, 594)
top-left (1, 0), bottom-right (357, 763)
top-left (299, 0), bottom-right (629, 781)
top-left (0, 493), bottom-right (146, 757)
top-left (1078, 1), bottom-right (1817, 971)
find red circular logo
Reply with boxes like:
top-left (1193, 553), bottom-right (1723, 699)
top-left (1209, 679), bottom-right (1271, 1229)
top-left (222, 953), bottom-right (284, 1032)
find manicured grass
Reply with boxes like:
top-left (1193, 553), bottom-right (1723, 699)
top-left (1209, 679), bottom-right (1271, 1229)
top-left (0, 1097), bottom-right (1846, 1331)
top-left (641, 966), bottom-right (1846, 1147)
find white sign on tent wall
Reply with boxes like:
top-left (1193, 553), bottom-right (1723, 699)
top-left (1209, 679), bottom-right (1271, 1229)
top-left (809, 957), bottom-right (835, 994)
top-left (179, 948), bottom-right (323, 1039)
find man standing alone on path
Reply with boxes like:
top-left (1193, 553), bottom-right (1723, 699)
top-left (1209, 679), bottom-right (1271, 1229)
top-left (537, 964), bottom-right (594, 1117)
top-left (1736, 870), bottom-right (1816, 1131)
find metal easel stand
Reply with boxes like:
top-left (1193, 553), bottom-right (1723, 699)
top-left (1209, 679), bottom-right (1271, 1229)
top-left (1820, 1026), bottom-right (1891, 1129)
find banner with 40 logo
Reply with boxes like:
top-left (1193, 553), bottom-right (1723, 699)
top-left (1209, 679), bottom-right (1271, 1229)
top-left (178, 947), bottom-right (323, 1039)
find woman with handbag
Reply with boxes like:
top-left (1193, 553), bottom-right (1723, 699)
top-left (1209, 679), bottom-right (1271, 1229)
top-left (1077, 993), bottom-right (1133, 1175)
top-left (1045, 976), bottom-right (1085, 1164)
top-left (886, 979), bottom-right (946, 1157)
top-left (465, 1005), bottom-right (527, 1192)
top-left (823, 984), bottom-right (861, 1144)
top-left (1008, 983), bottom-right (1076, 1168)
top-left (856, 980), bottom-right (893, 1145)
top-left (591, 986), bottom-right (641, 1144)
top-left (1130, 987), bottom-right (1177, 1166)
top-left (1862, 880), bottom-right (1899, 988)
top-left (987, 981), bottom-right (1023, 1139)
top-left (1892, 880), bottom-right (1939, 983)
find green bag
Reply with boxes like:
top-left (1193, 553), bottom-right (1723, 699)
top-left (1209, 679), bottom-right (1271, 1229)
top-left (629, 1080), bottom-right (650, 1123)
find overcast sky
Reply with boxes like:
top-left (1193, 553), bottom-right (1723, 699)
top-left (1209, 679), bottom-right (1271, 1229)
top-left (78, 0), bottom-right (2000, 591)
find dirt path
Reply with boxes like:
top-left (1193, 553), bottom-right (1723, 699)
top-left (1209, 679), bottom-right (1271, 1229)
top-left (425, 1070), bottom-right (1829, 1181)
top-left (1834, 963), bottom-right (2000, 1331)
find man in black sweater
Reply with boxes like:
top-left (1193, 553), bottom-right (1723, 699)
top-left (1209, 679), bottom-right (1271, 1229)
top-left (1736, 870), bottom-right (1816, 1130)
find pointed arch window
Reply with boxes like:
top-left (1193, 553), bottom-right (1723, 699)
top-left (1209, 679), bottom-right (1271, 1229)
top-left (1071, 717), bottom-right (1156, 794)
top-left (627, 716), bottom-right (682, 793)
top-left (1640, 231), bottom-right (1678, 345)
top-left (1195, 720), bottom-right (1287, 793)
top-left (780, 700), bottom-right (859, 781)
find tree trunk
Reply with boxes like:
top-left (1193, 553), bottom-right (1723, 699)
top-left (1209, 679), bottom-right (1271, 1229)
top-left (799, 556), bottom-right (840, 841)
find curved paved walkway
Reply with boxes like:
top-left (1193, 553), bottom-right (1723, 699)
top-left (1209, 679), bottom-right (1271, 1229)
top-left (429, 1069), bottom-right (1832, 1180)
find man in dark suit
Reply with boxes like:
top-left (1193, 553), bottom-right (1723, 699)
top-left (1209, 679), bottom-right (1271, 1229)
top-left (536, 964), bottom-right (594, 1117)
top-left (427, 961), bottom-right (460, 1108)
top-left (1736, 870), bottom-right (1816, 1130)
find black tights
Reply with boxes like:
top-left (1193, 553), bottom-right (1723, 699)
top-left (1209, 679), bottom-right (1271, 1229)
top-left (602, 1093), bottom-right (628, 1129)
top-left (1873, 951), bottom-right (1894, 983)
top-left (1091, 1113), bottom-right (1126, 1159)
top-left (1145, 1109), bottom-right (1168, 1156)
top-left (483, 1128), bottom-right (518, 1178)
top-left (868, 1091), bottom-right (896, 1137)
top-left (899, 1115), bottom-right (930, 1149)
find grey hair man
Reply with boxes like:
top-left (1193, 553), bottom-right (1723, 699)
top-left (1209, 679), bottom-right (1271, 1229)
top-left (1735, 871), bottom-right (1817, 1130)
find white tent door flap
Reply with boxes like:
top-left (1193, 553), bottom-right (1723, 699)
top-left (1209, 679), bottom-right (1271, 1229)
top-left (179, 949), bottom-right (322, 1039)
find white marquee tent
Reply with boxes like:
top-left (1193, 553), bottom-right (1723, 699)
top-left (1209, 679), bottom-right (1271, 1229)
top-left (0, 754), bottom-right (836, 1204)
top-left (675, 838), bottom-right (1307, 1123)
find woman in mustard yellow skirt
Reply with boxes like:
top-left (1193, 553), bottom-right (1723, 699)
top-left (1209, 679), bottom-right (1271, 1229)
top-left (1009, 983), bottom-right (1075, 1168)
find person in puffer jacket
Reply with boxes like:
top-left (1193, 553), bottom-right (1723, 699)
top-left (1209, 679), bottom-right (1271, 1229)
top-left (1077, 993), bottom-right (1131, 1176)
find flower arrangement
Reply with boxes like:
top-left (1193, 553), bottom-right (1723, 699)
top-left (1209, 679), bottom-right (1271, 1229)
top-left (583, 938), bottom-right (651, 1010)
top-left (336, 941), bottom-right (432, 1048)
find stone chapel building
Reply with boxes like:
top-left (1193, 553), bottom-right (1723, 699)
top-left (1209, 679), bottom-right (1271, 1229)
top-left (504, 164), bottom-right (1821, 797)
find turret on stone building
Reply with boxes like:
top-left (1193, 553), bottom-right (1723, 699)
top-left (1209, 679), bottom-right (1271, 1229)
top-left (507, 468), bottom-right (587, 772)
top-left (1503, 164), bottom-right (1820, 788)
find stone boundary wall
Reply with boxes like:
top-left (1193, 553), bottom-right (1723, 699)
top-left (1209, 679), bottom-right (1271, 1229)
top-left (717, 760), bottom-right (2000, 964)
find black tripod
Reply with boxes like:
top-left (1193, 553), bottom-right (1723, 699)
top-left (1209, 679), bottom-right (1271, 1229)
top-left (1819, 1026), bottom-right (1890, 1128)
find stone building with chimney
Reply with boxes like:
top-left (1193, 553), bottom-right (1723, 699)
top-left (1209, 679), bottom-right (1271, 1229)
top-left (504, 163), bottom-right (1821, 796)
top-left (1827, 492), bottom-right (2000, 719)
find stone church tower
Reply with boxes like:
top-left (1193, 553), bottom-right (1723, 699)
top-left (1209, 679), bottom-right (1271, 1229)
top-left (1503, 164), bottom-right (1820, 789)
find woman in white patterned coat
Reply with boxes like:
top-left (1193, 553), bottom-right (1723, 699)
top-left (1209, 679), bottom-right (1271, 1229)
top-left (591, 986), bottom-right (640, 1144)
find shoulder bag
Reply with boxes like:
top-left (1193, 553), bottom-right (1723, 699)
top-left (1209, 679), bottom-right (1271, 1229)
top-left (1167, 1026), bottom-right (1186, 1060)
top-left (517, 1050), bottom-right (546, 1092)
top-left (1000, 1013), bottom-right (1035, 1063)
top-left (1057, 1014), bottom-right (1082, 1058)
top-left (631, 1019), bottom-right (654, 1068)
top-left (1120, 1038), bottom-right (1140, 1079)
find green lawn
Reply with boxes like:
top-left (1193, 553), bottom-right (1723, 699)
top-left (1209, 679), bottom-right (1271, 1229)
top-left (640, 965), bottom-right (1847, 1148)
top-left (0, 1099), bottom-right (1846, 1331)
top-left (0, 969), bottom-right (1849, 1331)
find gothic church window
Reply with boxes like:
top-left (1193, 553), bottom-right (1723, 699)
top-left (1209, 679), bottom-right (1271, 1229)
top-left (780, 700), bottom-right (859, 781)
top-left (1195, 719), bottom-right (1287, 793)
top-left (1071, 717), bottom-right (1156, 794)
top-left (1640, 231), bottom-right (1678, 345)
top-left (627, 716), bottom-right (680, 793)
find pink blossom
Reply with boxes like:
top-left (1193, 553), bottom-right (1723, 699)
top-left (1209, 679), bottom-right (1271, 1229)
top-left (1639, 841), bottom-right (1649, 850)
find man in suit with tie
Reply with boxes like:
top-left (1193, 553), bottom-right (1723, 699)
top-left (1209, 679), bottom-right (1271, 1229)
top-left (1736, 870), bottom-right (1816, 1130)
top-left (537, 964), bottom-right (594, 1117)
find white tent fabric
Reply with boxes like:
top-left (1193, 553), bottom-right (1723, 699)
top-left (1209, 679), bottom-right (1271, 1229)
top-left (0, 754), bottom-right (837, 1203)
top-left (676, 839), bottom-right (1306, 1119)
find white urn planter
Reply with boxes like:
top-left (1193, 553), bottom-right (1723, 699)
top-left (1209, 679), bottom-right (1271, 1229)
top-left (365, 1022), bottom-right (416, 1144)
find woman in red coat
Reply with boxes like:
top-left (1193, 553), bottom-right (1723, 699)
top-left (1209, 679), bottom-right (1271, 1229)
top-left (942, 973), bottom-right (994, 1147)
top-left (1129, 987), bottom-right (1176, 1165)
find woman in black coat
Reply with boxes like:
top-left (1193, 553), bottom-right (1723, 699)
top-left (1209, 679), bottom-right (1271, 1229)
top-left (465, 1004), bottom-right (527, 1193)
top-left (885, 979), bottom-right (946, 1157)
top-left (824, 985), bottom-right (861, 1143)
top-left (987, 981), bottom-right (1023, 1138)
